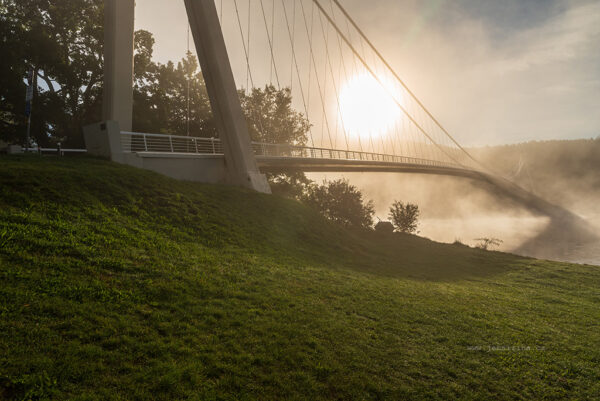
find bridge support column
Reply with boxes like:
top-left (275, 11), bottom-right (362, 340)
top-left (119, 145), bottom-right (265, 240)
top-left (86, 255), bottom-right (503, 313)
top-left (102, 0), bottom-right (135, 132)
top-left (184, 0), bottom-right (271, 193)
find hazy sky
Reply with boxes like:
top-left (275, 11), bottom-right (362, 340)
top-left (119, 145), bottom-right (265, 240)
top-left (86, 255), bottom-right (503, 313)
top-left (136, 0), bottom-right (600, 146)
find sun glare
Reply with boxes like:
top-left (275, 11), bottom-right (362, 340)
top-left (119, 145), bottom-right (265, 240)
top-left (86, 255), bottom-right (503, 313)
top-left (338, 73), bottom-right (402, 139)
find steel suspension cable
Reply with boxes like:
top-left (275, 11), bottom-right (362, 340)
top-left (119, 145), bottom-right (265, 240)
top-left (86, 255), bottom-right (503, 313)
top-left (305, 0), bottom-right (314, 138)
top-left (330, 0), bottom-right (483, 169)
top-left (233, 0), bottom-right (254, 90)
top-left (186, 23), bottom-right (191, 137)
top-left (343, 9), bottom-right (368, 153)
top-left (233, 0), bottom-right (270, 142)
top-left (319, 11), bottom-right (330, 147)
top-left (270, 0), bottom-right (276, 83)
top-left (317, 10), bottom-right (350, 151)
top-left (311, 0), bottom-right (465, 167)
top-left (259, 0), bottom-right (281, 87)
top-left (329, 3), bottom-right (350, 151)
top-left (328, 0), bottom-right (363, 152)
top-left (280, 0), bottom-right (315, 147)
top-left (290, 0), bottom-right (296, 90)
top-left (300, 0), bottom-right (335, 149)
top-left (247, 0), bottom-right (252, 91)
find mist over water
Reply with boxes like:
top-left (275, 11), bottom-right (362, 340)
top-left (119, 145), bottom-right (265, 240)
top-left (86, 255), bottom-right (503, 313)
top-left (419, 215), bottom-right (550, 252)
top-left (307, 172), bottom-right (600, 265)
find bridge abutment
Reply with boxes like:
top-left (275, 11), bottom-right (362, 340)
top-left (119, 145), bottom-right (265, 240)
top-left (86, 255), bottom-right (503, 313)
top-left (83, 121), bottom-right (229, 184)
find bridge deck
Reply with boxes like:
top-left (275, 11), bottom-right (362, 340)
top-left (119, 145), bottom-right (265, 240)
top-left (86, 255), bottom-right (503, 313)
top-left (120, 131), bottom-right (480, 178)
top-left (118, 132), bottom-right (597, 232)
top-left (256, 156), bottom-right (484, 179)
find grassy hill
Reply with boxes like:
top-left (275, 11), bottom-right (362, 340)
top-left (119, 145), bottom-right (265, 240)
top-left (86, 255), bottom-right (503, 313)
top-left (1, 156), bottom-right (599, 400)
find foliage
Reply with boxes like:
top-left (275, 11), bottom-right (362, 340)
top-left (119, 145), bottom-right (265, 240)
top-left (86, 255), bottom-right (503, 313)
top-left (240, 85), bottom-right (311, 146)
top-left (0, 2), bottom-right (309, 148)
top-left (266, 171), bottom-right (313, 199)
top-left (0, 2), bottom-right (312, 195)
top-left (302, 179), bottom-right (375, 229)
top-left (475, 237), bottom-right (503, 250)
top-left (375, 221), bottom-right (394, 234)
top-left (133, 36), bottom-right (216, 138)
top-left (0, 0), bottom-right (312, 196)
top-left (239, 85), bottom-right (313, 196)
top-left (389, 200), bottom-right (420, 234)
top-left (0, 157), bottom-right (599, 399)
top-left (0, 0), bottom-right (104, 147)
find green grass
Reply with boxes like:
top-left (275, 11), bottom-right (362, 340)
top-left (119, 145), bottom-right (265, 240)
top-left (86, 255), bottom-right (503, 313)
top-left (1, 155), bottom-right (599, 400)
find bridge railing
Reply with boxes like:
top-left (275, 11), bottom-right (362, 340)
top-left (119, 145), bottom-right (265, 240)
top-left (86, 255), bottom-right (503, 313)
top-left (251, 142), bottom-right (461, 169)
top-left (121, 131), bottom-right (224, 154)
top-left (120, 131), bottom-right (466, 170)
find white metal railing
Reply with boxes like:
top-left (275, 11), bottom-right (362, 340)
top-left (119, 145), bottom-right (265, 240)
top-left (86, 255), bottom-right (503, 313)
top-left (251, 142), bottom-right (461, 169)
top-left (120, 131), bottom-right (466, 170)
top-left (120, 131), bottom-right (224, 154)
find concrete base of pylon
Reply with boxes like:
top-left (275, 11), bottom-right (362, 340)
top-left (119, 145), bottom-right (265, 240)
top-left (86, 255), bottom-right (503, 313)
top-left (245, 171), bottom-right (272, 194)
top-left (83, 121), bottom-right (271, 193)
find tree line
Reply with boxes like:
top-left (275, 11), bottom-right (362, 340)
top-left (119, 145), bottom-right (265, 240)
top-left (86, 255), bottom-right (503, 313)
top-left (0, 1), bottom-right (308, 147)
top-left (0, 0), bottom-right (420, 233)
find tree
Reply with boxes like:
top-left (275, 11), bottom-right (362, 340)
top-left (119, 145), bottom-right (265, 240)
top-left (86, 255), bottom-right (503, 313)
top-left (239, 85), bottom-right (312, 196)
top-left (389, 201), bottom-right (420, 234)
top-left (266, 171), bottom-right (313, 199)
top-left (302, 179), bottom-right (375, 229)
top-left (133, 39), bottom-right (216, 138)
top-left (0, 3), bottom-right (210, 147)
top-left (0, 0), bottom-right (105, 147)
top-left (0, 0), bottom-right (312, 178)
top-left (239, 85), bottom-right (311, 146)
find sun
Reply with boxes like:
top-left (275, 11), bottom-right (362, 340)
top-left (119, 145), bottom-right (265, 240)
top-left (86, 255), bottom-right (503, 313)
top-left (338, 72), bottom-right (402, 139)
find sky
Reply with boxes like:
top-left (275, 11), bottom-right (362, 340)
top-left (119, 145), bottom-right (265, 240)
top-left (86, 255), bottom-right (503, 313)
top-left (135, 0), bottom-right (600, 146)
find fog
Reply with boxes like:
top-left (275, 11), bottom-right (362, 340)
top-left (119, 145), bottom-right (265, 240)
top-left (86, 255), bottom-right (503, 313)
top-left (132, 1), bottom-right (600, 264)
top-left (307, 172), bottom-right (547, 249)
top-left (136, 0), bottom-right (600, 146)
top-left (308, 163), bottom-right (600, 265)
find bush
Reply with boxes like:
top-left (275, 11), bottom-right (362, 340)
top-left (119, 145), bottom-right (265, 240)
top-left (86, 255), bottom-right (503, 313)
top-left (389, 201), bottom-right (420, 234)
top-left (475, 237), bottom-right (503, 250)
top-left (375, 221), bottom-right (394, 234)
top-left (301, 179), bottom-right (374, 229)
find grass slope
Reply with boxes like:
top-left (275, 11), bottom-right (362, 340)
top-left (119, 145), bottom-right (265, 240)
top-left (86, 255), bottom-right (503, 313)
top-left (1, 156), bottom-right (599, 400)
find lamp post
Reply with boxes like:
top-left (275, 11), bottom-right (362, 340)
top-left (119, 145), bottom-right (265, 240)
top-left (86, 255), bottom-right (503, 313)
top-left (25, 67), bottom-right (35, 152)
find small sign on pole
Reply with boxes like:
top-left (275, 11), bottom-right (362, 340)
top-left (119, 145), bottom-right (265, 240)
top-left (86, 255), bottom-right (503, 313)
top-left (25, 84), bottom-right (34, 102)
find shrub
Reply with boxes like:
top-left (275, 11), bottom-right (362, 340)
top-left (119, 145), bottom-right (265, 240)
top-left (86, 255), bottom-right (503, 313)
top-left (375, 221), bottom-right (394, 234)
top-left (475, 237), bottom-right (503, 250)
top-left (301, 179), bottom-right (374, 229)
top-left (388, 201), bottom-right (420, 234)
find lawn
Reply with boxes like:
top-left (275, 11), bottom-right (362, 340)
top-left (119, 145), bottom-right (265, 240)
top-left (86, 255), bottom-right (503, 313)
top-left (1, 156), bottom-right (598, 400)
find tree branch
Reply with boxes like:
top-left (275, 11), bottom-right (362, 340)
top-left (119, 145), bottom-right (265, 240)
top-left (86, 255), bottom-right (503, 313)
top-left (37, 71), bottom-right (61, 94)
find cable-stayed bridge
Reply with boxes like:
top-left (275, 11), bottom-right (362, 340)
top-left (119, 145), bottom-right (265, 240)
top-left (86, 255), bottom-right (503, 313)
top-left (86, 0), bottom-right (597, 238)
top-left (216, 0), bottom-right (485, 173)
top-left (120, 132), bottom-right (483, 179)
top-left (99, 0), bottom-right (486, 179)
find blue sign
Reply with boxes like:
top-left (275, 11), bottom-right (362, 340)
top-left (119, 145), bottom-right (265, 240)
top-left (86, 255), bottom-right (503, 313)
top-left (25, 101), bottom-right (31, 117)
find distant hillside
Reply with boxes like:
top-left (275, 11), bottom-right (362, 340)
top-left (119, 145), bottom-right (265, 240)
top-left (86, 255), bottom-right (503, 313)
top-left (1, 156), bottom-right (599, 400)
top-left (471, 138), bottom-right (600, 224)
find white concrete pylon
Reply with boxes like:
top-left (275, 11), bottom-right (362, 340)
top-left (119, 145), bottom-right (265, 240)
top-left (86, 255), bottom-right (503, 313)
top-left (103, 0), bottom-right (134, 132)
top-left (184, 0), bottom-right (270, 193)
